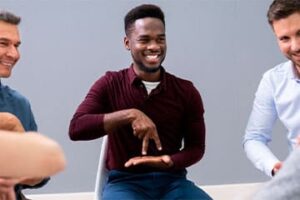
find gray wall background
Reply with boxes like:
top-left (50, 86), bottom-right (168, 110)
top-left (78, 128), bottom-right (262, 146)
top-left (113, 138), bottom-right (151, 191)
top-left (1, 0), bottom-right (289, 194)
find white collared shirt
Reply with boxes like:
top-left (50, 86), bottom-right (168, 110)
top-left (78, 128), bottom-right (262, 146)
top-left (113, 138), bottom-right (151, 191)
top-left (243, 60), bottom-right (300, 177)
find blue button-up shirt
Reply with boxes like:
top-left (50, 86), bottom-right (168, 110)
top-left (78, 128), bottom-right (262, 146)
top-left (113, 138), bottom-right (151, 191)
top-left (243, 60), bottom-right (300, 177)
top-left (0, 80), bottom-right (37, 131)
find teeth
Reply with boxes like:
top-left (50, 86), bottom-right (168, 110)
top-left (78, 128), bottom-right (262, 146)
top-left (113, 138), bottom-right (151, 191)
top-left (146, 55), bottom-right (158, 59)
top-left (1, 61), bottom-right (13, 67)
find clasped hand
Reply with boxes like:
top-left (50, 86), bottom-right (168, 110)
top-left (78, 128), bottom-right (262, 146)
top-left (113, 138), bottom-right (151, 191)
top-left (126, 110), bottom-right (173, 169)
top-left (131, 109), bottom-right (162, 155)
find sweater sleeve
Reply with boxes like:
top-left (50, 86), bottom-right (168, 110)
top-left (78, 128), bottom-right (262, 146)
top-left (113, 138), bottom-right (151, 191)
top-left (170, 85), bottom-right (205, 169)
top-left (69, 75), bottom-right (110, 140)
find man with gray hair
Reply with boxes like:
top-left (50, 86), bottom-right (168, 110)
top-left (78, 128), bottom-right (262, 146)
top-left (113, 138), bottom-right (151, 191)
top-left (0, 10), bottom-right (49, 200)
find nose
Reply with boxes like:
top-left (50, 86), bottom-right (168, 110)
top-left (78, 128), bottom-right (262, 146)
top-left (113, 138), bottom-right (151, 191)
top-left (291, 37), bottom-right (300, 52)
top-left (6, 45), bottom-right (19, 59)
top-left (147, 40), bottom-right (160, 51)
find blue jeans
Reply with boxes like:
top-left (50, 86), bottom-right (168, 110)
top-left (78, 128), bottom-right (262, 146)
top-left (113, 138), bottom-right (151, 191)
top-left (102, 170), bottom-right (212, 200)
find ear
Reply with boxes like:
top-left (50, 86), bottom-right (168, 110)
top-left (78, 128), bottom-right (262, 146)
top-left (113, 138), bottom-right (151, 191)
top-left (124, 36), bottom-right (130, 51)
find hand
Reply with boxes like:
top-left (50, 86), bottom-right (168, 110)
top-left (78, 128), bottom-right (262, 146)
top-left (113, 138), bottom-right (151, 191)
top-left (0, 178), bottom-right (19, 200)
top-left (18, 177), bottom-right (43, 186)
top-left (124, 155), bottom-right (173, 169)
top-left (296, 135), bottom-right (300, 146)
top-left (0, 113), bottom-right (24, 133)
top-left (131, 109), bottom-right (162, 155)
top-left (0, 189), bottom-right (15, 200)
top-left (271, 162), bottom-right (282, 176)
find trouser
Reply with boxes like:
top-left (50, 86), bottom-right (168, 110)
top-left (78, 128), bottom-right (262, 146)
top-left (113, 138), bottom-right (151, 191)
top-left (102, 170), bottom-right (212, 200)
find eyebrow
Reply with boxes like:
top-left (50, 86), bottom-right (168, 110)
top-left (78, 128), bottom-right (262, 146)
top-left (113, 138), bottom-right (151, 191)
top-left (0, 37), bottom-right (21, 46)
top-left (138, 33), bottom-right (166, 38)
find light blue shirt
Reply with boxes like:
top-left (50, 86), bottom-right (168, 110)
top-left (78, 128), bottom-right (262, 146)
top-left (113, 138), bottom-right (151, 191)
top-left (243, 60), bottom-right (300, 177)
top-left (0, 80), bottom-right (37, 131)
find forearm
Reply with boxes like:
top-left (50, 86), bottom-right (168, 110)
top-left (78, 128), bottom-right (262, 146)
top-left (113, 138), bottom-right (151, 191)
top-left (244, 140), bottom-right (279, 177)
top-left (103, 109), bottom-right (137, 133)
top-left (171, 146), bottom-right (204, 170)
top-left (171, 116), bottom-right (206, 169)
top-left (69, 108), bottom-right (137, 140)
top-left (69, 112), bottom-right (106, 140)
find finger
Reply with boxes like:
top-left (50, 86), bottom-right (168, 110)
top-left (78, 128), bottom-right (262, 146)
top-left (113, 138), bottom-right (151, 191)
top-left (0, 186), bottom-right (15, 200)
top-left (272, 162), bottom-right (282, 176)
top-left (161, 155), bottom-right (170, 164)
top-left (124, 157), bottom-right (136, 167)
top-left (152, 134), bottom-right (162, 151)
top-left (161, 155), bottom-right (173, 167)
top-left (0, 185), bottom-right (14, 193)
top-left (0, 179), bottom-right (17, 187)
top-left (274, 162), bottom-right (282, 170)
top-left (132, 126), bottom-right (145, 139)
top-left (6, 189), bottom-right (15, 200)
top-left (132, 127), bottom-right (137, 136)
top-left (137, 130), bottom-right (145, 139)
top-left (297, 136), bottom-right (300, 145)
top-left (142, 135), bottom-right (149, 155)
top-left (0, 189), bottom-right (10, 194)
top-left (124, 160), bottom-right (132, 168)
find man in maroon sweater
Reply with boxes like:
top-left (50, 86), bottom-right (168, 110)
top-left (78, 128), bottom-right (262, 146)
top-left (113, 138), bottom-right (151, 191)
top-left (69, 4), bottom-right (211, 200)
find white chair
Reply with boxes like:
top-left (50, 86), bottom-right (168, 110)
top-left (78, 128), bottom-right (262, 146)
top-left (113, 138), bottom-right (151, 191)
top-left (94, 135), bottom-right (109, 200)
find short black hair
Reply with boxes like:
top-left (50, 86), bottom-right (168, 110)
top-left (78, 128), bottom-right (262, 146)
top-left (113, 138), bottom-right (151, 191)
top-left (267, 0), bottom-right (300, 25)
top-left (124, 4), bottom-right (165, 36)
top-left (0, 10), bottom-right (21, 25)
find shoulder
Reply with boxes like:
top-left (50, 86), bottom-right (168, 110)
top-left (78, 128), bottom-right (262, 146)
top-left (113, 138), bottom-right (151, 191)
top-left (99, 68), bottom-right (128, 82)
top-left (2, 85), bottom-right (30, 105)
top-left (262, 60), bottom-right (291, 82)
top-left (90, 68), bottom-right (129, 92)
top-left (255, 61), bottom-right (292, 95)
top-left (165, 71), bottom-right (196, 90)
top-left (165, 71), bottom-right (202, 102)
top-left (105, 69), bottom-right (124, 76)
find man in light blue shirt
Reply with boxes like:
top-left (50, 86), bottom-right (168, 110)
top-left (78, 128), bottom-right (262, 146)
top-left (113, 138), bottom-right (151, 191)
top-left (244, 0), bottom-right (300, 177)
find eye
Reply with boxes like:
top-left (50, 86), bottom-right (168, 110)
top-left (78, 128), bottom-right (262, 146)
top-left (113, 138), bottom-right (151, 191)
top-left (0, 41), bottom-right (9, 47)
top-left (14, 43), bottom-right (20, 48)
top-left (157, 37), bottom-right (165, 43)
top-left (138, 37), bottom-right (150, 44)
top-left (279, 36), bottom-right (290, 43)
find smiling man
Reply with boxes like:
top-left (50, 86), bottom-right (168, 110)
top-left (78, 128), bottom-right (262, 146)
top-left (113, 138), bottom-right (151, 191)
top-left (0, 11), bottom-right (49, 200)
top-left (0, 12), bottom-right (36, 133)
top-left (243, 0), bottom-right (300, 178)
top-left (69, 4), bottom-right (212, 200)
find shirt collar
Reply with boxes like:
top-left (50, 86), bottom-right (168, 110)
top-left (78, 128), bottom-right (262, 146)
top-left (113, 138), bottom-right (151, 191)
top-left (128, 64), bottom-right (167, 91)
top-left (128, 64), bottom-right (138, 85)
top-left (287, 60), bottom-right (300, 80)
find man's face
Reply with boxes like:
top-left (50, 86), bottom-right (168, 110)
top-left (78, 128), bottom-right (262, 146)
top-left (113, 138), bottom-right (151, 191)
top-left (124, 17), bottom-right (166, 74)
top-left (273, 12), bottom-right (300, 69)
top-left (0, 21), bottom-right (20, 78)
